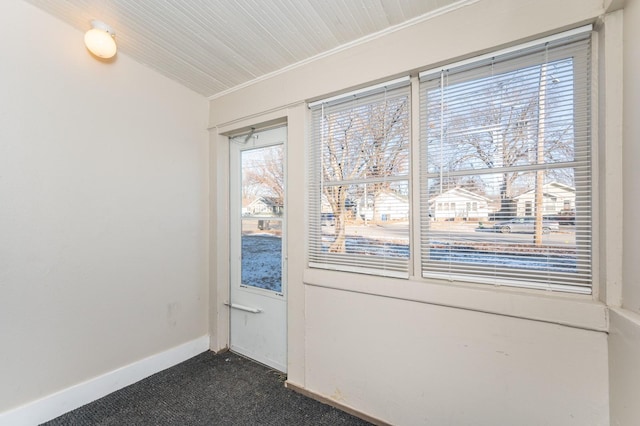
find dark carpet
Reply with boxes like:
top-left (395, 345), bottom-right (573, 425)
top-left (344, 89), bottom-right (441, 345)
top-left (42, 351), bottom-right (372, 426)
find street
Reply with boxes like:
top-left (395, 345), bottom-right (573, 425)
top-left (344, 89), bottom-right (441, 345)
top-left (324, 221), bottom-right (577, 246)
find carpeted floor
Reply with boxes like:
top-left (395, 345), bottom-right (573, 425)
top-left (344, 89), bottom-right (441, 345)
top-left (42, 351), bottom-right (372, 425)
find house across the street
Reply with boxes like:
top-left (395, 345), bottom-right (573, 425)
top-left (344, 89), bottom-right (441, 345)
top-left (243, 196), bottom-right (283, 216)
top-left (513, 182), bottom-right (575, 217)
top-left (429, 187), bottom-right (492, 221)
top-left (358, 190), bottom-right (409, 222)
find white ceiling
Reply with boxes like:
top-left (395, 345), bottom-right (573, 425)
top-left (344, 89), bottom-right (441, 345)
top-left (23, 0), bottom-right (463, 98)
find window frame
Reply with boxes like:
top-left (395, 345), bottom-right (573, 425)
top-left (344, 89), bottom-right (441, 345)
top-left (307, 78), bottom-right (413, 279)
top-left (417, 28), bottom-right (594, 294)
top-left (306, 25), bottom-right (596, 296)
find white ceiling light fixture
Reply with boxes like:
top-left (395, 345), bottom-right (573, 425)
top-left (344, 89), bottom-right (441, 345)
top-left (84, 20), bottom-right (117, 59)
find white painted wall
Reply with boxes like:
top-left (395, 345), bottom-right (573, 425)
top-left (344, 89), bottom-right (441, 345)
top-left (305, 285), bottom-right (608, 426)
top-left (0, 0), bottom-right (209, 413)
top-left (209, 0), bottom-right (614, 424)
top-left (609, 309), bottom-right (640, 426)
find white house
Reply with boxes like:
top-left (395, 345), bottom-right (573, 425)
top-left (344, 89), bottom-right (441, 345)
top-left (514, 182), bottom-right (575, 216)
top-left (359, 190), bottom-right (409, 221)
top-left (429, 187), bottom-right (492, 221)
top-left (244, 196), bottom-right (283, 216)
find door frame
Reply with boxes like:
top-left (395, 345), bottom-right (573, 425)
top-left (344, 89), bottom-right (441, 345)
top-left (209, 105), bottom-right (307, 385)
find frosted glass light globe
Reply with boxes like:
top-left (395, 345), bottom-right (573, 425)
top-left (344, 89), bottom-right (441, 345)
top-left (84, 21), bottom-right (117, 59)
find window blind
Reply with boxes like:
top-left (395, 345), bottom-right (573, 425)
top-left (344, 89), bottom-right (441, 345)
top-left (419, 31), bottom-right (592, 293)
top-left (308, 79), bottom-right (411, 278)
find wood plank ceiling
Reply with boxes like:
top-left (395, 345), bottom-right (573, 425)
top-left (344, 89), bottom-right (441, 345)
top-left (23, 0), bottom-right (464, 97)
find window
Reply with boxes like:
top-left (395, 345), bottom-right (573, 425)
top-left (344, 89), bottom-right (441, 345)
top-left (419, 31), bottom-right (592, 293)
top-left (306, 28), bottom-right (593, 293)
top-left (308, 78), bottom-right (411, 278)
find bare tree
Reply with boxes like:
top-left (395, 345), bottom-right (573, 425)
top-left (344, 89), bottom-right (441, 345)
top-left (243, 145), bottom-right (284, 209)
top-left (426, 60), bottom-right (576, 224)
top-left (321, 95), bottom-right (410, 253)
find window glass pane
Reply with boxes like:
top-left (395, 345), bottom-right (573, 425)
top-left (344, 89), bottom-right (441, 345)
top-left (425, 58), bottom-right (582, 176)
top-left (424, 171), bottom-right (589, 277)
top-left (309, 83), bottom-right (411, 277)
top-left (320, 95), bottom-right (410, 183)
top-left (242, 145), bottom-right (284, 218)
top-left (320, 181), bottom-right (409, 258)
top-left (420, 34), bottom-right (591, 292)
top-left (241, 219), bottom-right (282, 292)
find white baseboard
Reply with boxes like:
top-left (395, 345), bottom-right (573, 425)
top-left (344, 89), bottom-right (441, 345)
top-left (0, 335), bottom-right (210, 426)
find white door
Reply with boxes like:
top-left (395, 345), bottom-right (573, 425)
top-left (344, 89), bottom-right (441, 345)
top-left (229, 126), bottom-right (287, 372)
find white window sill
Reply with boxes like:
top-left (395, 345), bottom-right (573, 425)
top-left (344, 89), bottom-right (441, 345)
top-left (610, 307), bottom-right (640, 328)
top-left (303, 268), bottom-right (608, 332)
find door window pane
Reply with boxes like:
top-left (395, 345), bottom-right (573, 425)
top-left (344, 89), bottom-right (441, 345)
top-left (240, 143), bottom-right (284, 293)
top-left (241, 219), bottom-right (282, 292)
top-left (242, 145), bottom-right (284, 218)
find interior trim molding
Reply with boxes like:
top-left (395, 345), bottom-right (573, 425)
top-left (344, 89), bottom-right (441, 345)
top-left (304, 268), bottom-right (609, 332)
top-left (285, 381), bottom-right (391, 426)
top-left (0, 335), bottom-right (210, 426)
top-left (207, 0), bottom-right (479, 101)
top-left (610, 307), bottom-right (640, 327)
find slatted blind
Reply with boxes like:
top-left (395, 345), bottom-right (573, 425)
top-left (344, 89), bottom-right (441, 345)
top-left (308, 78), bottom-right (411, 278)
top-left (419, 30), bottom-right (592, 293)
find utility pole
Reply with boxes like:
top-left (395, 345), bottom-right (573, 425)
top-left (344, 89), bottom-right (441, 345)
top-left (533, 63), bottom-right (547, 245)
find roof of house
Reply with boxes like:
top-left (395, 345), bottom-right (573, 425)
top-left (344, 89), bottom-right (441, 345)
top-left (246, 196), bottom-right (283, 208)
top-left (513, 182), bottom-right (575, 199)
top-left (429, 187), bottom-right (492, 203)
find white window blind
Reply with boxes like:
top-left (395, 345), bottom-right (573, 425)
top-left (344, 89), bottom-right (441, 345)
top-left (309, 79), bottom-right (411, 278)
top-left (419, 31), bottom-right (592, 293)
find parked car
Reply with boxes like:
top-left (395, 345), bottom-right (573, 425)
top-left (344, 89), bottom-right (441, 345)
top-left (544, 210), bottom-right (576, 225)
top-left (492, 217), bottom-right (560, 234)
top-left (321, 212), bottom-right (335, 226)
